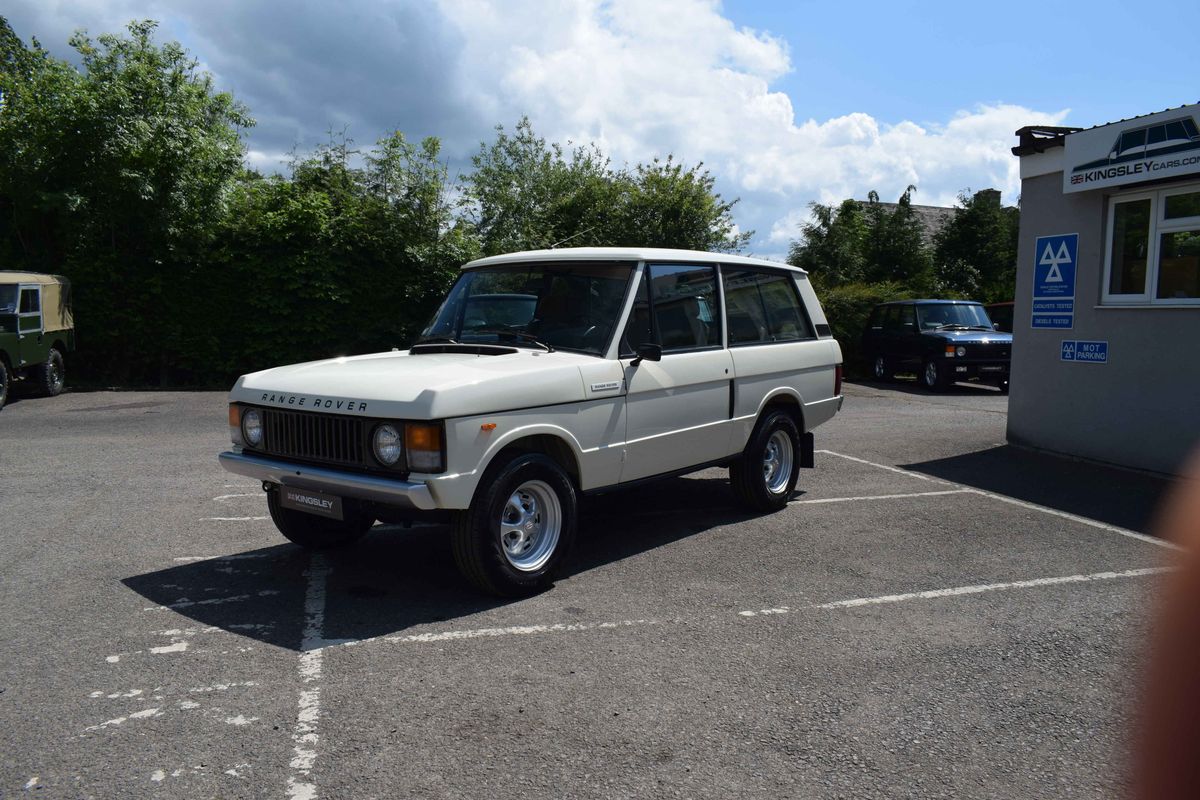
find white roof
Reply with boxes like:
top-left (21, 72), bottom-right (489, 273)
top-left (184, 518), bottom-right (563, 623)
top-left (463, 247), bottom-right (805, 273)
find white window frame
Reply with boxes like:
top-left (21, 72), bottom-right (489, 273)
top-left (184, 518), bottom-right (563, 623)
top-left (1102, 181), bottom-right (1200, 306)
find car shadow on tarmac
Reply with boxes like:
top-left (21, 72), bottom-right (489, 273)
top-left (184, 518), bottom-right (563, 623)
top-left (121, 474), bottom-right (760, 651)
top-left (903, 445), bottom-right (1171, 534)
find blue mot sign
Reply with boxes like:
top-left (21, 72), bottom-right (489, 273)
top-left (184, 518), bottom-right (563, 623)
top-left (1032, 233), bottom-right (1078, 329)
top-left (1060, 340), bottom-right (1108, 364)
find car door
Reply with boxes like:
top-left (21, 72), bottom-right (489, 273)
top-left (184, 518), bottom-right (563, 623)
top-left (619, 263), bottom-right (734, 482)
top-left (891, 302), bottom-right (919, 369)
top-left (17, 284), bottom-right (44, 367)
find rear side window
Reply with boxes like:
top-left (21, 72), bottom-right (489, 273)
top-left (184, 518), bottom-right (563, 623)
top-left (19, 288), bottom-right (39, 314)
top-left (723, 268), bottom-right (813, 344)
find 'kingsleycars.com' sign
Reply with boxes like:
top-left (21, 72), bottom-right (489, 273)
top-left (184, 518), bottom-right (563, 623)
top-left (1064, 103), bottom-right (1200, 194)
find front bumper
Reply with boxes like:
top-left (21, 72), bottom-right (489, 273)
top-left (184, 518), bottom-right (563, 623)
top-left (948, 361), bottom-right (1009, 380)
top-left (218, 450), bottom-right (437, 510)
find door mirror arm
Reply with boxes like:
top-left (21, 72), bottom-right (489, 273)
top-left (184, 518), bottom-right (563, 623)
top-left (630, 343), bottom-right (662, 366)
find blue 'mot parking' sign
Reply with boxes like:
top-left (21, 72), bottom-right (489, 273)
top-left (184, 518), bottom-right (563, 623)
top-left (1032, 234), bottom-right (1078, 329)
top-left (1060, 340), bottom-right (1108, 364)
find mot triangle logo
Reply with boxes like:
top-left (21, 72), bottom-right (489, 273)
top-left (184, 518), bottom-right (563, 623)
top-left (1040, 241), bottom-right (1072, 283)
top-left (1061, 341), bottom-right (1076, 361)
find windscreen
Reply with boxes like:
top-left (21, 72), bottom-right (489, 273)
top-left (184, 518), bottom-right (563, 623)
top-left (915, 303), bottom-right (993, 330)
top-left (418, 262), bottom-right (635, 355)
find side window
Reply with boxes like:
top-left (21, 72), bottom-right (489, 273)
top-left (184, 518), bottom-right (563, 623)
top-left (19, 288), bottom-right (40, 314)
top-left (897, 303), bottom-right (916, 330)
top-left (881, 305), bottom-right (901, 332)
top-left (867, 307), bottom-right (884, 331)
top-left (756, 271), bottom-right (813, 341)
top-left (648, 264), bottom-right (720, 351)
top-left (723, 268), bottom-right (813, 344)
top-left (723, 269), bottom-right (769, 343)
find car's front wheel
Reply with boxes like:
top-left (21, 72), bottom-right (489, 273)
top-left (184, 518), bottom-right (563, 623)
top-left (452, 452), bottom-right (577, 597)
top-left (0, 361), bottom-right (9, 410)
top-left (730, 409), bottom-right (801, 512)
top-left (266, 487), bottom-right (374, 549)
top-left (921, 359), bottom-right (951, 392)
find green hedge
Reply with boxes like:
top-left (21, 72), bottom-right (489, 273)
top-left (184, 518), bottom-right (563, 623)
top-left (816, 281), bottom-right (916, 377)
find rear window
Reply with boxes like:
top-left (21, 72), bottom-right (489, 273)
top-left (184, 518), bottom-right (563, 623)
top-left (723, 268), bottom-right (812, 344)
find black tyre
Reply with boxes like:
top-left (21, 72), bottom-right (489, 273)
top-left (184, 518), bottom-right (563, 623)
top-left (35, 348), bottom-right (65, 396)
top-left (451, 452), bottom-right (577, 597)
top-left (921, 358), bottom-right (951, 392)
top-left (0, 361), bottom-right (8, 411)
top-left (730, 409), bottom-right (801, 512)
top-left (871, 354), bottom-right (893, 381)
top-left (267, 487), bottom-right (374, 549)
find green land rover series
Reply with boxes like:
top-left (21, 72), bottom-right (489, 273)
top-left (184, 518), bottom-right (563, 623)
top-left (0, 272), bottom-right (75, 411)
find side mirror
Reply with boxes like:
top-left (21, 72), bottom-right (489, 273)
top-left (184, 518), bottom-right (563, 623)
top-left (631, 343), bottom-right (662, 366)
top-left (993, 322), bottom-right (1001, 331)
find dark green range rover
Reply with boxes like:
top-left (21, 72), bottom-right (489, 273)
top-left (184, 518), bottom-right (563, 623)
top-left (0, 272), bottom-right (75, 410)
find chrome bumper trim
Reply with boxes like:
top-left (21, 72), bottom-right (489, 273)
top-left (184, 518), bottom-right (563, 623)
top-left (218, 451), bottom-right (437, 511)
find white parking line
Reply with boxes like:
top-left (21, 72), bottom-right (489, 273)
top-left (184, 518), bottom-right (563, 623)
top-left (794, 489), bottom-right (968, 504)
top-left (377, 618), bottom-right (660, 645)
top-left (818, 449), bottom-right (1180, 551)
top-left (202, 516), bottom-right (270, 522)
top-left (738, 566), bottom-right (1172, 616)
top-left (814, 567), bottom-right (1172, 609)
top-left (288, 555), bottom-right (330, 800)
top-left (816, 449), bottom-right (954, 485)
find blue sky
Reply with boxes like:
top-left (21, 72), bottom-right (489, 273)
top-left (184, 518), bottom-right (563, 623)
top-left (6, 1), bottom-right (1198, 258)
top-left (725, 0), bottom-right (1198, 128)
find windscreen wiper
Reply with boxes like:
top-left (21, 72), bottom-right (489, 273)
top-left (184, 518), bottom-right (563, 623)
top-left (469, 329), bottom-right (555, 352)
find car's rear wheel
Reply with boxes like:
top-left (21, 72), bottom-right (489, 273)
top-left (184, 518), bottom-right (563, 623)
top-left (731, 409), bottom-right (801, 512)
top-left (872, 355), bottom-right (893, 381)
top-left (0, 361), bottom-right (9, 411)
top-left (921, 359), bottom-right (951, 392)
top-left (451, 452), bottom-right (577, 597)
top-left (266, 487), bottom-right (374, 549)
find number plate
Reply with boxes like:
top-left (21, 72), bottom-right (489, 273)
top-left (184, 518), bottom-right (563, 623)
top-left (280, 487), bottom-right (344, 520)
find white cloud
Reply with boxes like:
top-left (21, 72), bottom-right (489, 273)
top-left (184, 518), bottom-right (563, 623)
top-left (434, 0), bottom-right (1068, 256)
top-left (7, 0), bottom-right (1070, 258)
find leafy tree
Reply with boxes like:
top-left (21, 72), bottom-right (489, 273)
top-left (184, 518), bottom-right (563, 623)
top-left (933, 189), bottom-right (1019, 302)
top-left (0, 18), bottom-right (253, 382)
top-left (787, 198), bottom-right (868, 285)
top-left (464, 117), bottom-right (750, 255)
top-left (788, 187), bottom-right (932, 289)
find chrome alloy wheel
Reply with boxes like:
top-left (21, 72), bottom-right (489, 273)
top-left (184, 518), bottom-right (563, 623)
top-left (924, 360), bottom-right (939, 387)
top-left (762, 430), bottom-right (794, 495)
top-left (873, 356), bottom-right (886, 379)
top-left (499, 480), bottom-right (562, 572)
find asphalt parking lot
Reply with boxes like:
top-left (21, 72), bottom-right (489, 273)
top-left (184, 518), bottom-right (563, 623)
top-left (0, 380), bottom-right (1177, 799)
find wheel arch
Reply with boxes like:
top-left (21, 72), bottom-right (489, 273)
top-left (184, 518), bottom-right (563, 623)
top-left (755, 389), bottom-right (807, 434)
top-left (478, 428), bottom-right (583, 490)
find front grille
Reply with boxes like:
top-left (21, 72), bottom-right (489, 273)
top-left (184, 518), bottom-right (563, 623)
top-left (260, 407), bottom-right (367, 466)
top-left (966, 343), bottom-right (1010, 359)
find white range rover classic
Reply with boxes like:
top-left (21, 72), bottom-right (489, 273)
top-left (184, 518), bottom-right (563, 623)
top-left (220, 248), bottom-right (843, 595)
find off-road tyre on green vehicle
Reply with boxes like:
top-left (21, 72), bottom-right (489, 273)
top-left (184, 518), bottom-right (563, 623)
top-left (451, 452), bottom-right (578, 598)
top-left (266, 487), bottom-right (374, 549)
top-left (35, 348), bottom-right (65, 397)
top-left (0, 360), bottom-right (9, 411)
top-left (730, 409), bottom-right (801, 512)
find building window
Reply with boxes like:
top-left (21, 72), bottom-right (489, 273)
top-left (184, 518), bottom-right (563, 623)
top-left (1103, 183), bottom-right (1200, 304)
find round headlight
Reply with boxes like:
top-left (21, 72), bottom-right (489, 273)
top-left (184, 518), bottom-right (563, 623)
top-left (372, 424), bottom-right (403, 466)
top-left (242, 408), bottom-right (264, 447)
top-left (955, 346), bottom-right (966, 357)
